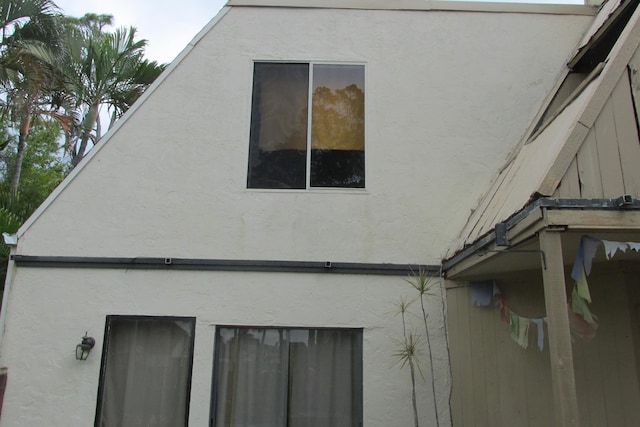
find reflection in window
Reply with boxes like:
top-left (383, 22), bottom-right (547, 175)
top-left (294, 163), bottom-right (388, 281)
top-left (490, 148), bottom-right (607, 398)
top-left (212, 327), bottom-right (363, 426)
top-left (248, 63), bottom-right (365, 189)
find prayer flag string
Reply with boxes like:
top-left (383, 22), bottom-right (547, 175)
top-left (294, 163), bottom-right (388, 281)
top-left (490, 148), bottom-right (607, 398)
top-left (470, 236), bottom-right (640, 348)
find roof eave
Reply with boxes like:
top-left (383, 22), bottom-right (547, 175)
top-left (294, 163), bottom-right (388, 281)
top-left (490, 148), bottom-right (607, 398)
top-left (227, 0), bottom-right (595, 15)
top-left (443, 197), bottom-right (640, 279)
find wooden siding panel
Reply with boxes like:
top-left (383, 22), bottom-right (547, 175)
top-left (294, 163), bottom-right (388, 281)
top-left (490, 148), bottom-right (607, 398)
top-left (480, 305), bottom-right (502, 427)
top-left (571, 269), bottom-right (640, 427)
top-left (457, 288), bottom-right (475, 426)
top-left (449, 269), bottom-right (640, 427)
top-left (608, 272), bottom-right (640, 427)
top-left (593, 98), bottom-right (626, 197)
top-left (448, 286), bottom-right (473, 426)
top-left (611, 70), bottom-right (640, 197)
top-left (469, 294), bottom-right (489, 426)
top-left (572, 339), bottom-right (593, 426)
top-left (448, 285), bottom-right (463, 425)
top-left (595, 271), bottom-right (627, 426)
top-left (623, 268), bottom-right (640, 411)
top-left (576, 129), bottom-right (604, 198)
top-left (448, 282), bottom-right (555, 427)
top-left (496, 324), bottom-right (528, 426)
top-left (523, 327), bottom-right (553, 427)
top-left (574, 338), bottom-right (607, 427)
top-left (556, 157), bottom-right (582, 198)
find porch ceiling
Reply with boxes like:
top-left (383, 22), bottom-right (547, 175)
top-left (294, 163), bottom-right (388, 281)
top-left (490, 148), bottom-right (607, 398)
top-left (444, 207), bottom-right (640, 281)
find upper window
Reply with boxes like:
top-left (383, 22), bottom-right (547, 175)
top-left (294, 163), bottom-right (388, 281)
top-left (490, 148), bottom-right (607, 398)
top-left (247, 63), bottom-right (365, 189)
top-left (212, 327), bottom-right (363, 426)
top-left (95, 316), bottom-right (196, 427)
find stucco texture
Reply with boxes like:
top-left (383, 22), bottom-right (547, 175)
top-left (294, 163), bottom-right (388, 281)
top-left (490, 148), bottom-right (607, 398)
top-left (16, 7), bottom-right (591, 265)
top-left (0, 5), bottom-right (594, 427)
top-left (0, 268), bottom-right (450, 426)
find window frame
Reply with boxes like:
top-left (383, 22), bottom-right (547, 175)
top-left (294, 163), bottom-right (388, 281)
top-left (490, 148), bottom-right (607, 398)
top-left (246, 60), bottom-right (367, 191)
top-left (209, 325), bottom-right (364, 426)
top-left (94, 315), bottom-right (197, 427)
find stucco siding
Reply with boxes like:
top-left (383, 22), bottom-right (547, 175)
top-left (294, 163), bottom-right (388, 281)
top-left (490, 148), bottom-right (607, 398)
top-left (16, 7), bottom-right (592, 264)
top-left (0, 268), bottom-right (449, 426)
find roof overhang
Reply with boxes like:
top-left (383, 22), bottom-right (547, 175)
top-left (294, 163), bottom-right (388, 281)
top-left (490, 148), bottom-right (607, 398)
top-left (443, 197), bottom-right (640, 280)
top-left (227, 0), bottom-right (595, 15)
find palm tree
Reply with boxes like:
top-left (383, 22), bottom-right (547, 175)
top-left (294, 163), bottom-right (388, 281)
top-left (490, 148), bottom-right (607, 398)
top-left (0, 0), bottom-right (65, 195)
top-left (63, 16), bottom-right (165, 167)
top-left (0, 0), bottom-right (60, 83)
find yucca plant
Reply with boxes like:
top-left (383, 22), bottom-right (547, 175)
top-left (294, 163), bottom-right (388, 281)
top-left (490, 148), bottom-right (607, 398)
top-left (404, 269), bottom-right (440, 427)
top-left (392, 296), bottom-right (421, 427)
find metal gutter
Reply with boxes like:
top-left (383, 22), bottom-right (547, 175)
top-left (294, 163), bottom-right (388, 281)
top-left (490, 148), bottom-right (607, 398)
top-left (442, 196), bottom-right (640, 272)
top-left (11, 255), bottom-right (440, 276)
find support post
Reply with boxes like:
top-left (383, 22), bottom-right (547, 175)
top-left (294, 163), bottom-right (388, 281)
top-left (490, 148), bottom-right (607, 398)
top-left (539, 229), bottom-right (579, 427)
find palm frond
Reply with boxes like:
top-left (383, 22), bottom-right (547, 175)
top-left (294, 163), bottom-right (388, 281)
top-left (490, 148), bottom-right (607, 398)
top-left (404, 268), bottom-right (439, 297)
top-left (391, 332), bottom-right (425, 379)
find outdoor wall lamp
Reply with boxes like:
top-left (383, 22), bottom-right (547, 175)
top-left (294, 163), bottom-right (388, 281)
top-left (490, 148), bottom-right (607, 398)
top-left (75, 333), bottom-right (95, 361)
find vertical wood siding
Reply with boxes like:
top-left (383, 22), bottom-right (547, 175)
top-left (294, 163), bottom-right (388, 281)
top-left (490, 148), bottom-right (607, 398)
top-left (448, 267), bottom-right (640, 426)
top-left (554, 70), bottom-right (640, 198)
top-left (448, 277), bottom-right (553, 427)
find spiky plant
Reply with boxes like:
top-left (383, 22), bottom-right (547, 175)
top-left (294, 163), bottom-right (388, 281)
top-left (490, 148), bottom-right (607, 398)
top-left (392, 320), bottom-right (422, 427)
top-left (405, 269), bottom-right (440, 427)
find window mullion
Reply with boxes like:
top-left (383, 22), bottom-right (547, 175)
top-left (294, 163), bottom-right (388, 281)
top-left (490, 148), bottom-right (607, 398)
top-left (305, 64), bottom-right (314, 189)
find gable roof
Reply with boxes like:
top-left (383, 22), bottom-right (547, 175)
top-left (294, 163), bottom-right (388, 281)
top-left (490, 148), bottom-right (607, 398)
top-left (447, 0), bottom-right (640, 259)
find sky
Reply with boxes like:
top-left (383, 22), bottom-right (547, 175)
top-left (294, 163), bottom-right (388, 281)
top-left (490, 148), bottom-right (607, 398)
top-left (53, 0), bottom-right (585, 64)
top-left (54, 0), bottom-right (228, 63)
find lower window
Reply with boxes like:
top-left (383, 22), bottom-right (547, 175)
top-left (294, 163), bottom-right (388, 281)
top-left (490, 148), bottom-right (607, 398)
top-left (212, 327), bottom-right (363, 426)
top-left (95, 316), bottom-right (196, 427)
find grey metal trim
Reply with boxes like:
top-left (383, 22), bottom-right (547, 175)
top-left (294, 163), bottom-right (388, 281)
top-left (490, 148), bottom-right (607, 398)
top-left (442, 196), bottom-right (640, 271)
top-left (11, 255), bottom-right (439, 276)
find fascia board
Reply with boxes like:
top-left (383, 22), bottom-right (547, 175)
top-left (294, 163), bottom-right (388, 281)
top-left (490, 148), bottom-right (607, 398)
top-left (227, 0), bottom-right (595, 15)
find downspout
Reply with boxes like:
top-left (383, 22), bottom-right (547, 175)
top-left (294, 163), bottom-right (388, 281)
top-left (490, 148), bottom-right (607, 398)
top-left (0, 233), bottom-right (17, 356)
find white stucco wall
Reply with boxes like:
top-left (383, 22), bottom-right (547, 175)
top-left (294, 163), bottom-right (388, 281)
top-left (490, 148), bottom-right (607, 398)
top-left (16, 6), bottom-right (591, 265)
top-left (0, 268), bottom-right (450, 426)
top-left (0, 5), bottom-right (595, 427)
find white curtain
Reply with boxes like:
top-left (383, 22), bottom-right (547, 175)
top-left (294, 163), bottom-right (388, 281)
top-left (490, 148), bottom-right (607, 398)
top-left (214, 328), bottom-right (361, 427)
top-left (97, 318), bottom-right (194, 427)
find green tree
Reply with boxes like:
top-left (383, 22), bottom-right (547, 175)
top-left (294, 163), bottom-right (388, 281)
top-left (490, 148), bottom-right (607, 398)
top-left (62, 15), bottom-right (165, 167)
top-left (0, 119), bottom-right (66, 203)
top-left (0, 0), bottom-right (60, 81)
top-left (0, 118), bottom-right (67, 291)
top-left (0, 0), bottom-right (65, 195)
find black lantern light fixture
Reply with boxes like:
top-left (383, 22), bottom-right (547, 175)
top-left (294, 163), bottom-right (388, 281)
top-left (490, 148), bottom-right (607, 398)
top-left (76, 333), bottom-right (95, 361)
